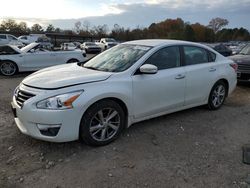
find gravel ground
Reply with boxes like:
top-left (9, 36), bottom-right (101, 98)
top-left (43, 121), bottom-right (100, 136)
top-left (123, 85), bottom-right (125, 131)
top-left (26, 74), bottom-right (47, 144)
top-left (0, 72), bottom-right (250, 188)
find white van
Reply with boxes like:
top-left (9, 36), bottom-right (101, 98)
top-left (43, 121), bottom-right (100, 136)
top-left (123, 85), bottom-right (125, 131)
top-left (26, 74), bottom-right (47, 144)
top-left (0, 34), bottom-right (24, 47)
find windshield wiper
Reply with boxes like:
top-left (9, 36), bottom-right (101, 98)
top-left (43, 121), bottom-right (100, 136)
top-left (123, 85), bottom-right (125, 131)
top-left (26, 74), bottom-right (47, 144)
top-left (83, 66), bottom-right (99, 71)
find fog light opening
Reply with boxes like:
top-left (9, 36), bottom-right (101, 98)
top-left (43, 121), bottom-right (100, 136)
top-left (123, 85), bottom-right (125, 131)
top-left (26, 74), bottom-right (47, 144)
top-left (37, 124), bottom-right (61, 137)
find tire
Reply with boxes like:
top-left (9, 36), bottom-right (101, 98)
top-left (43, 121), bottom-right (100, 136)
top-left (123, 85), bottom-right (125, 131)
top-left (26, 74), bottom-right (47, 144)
top-left (208, 81), bottom-right (227, 110)
top-left (67, 59), bottom-right (79, 63)
top-left (0, 61), bottom-right (18, 76)
top-left (80, 99), bottom-right (126, 146)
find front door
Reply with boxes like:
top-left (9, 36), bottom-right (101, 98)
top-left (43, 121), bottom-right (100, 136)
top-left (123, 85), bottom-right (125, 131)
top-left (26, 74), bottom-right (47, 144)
top-left (132, 46), bottom-right (186, 119)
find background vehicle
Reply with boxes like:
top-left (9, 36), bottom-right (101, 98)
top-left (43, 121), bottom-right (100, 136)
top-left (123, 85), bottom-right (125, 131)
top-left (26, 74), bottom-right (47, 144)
top-left (11, 40), bottom-right (237, 146)
top-left (0, 42), bottom-right (85, 76)
top-left (0, 34), bottom-right (24, 48)
top-left (229, 44), bottom-right (250, 82)
top-left (61, 42), bottom-right (78, 50)
top-left (19, 34), bottom-right (53, 49)
top-left (81, 42), bottom-right (102, 53)
top-left (72, 42), bottom-right (82, 49)
top-left (208, 43), bottom-right (232, 57)
top-left (95, 38), bottom-right (118, 50)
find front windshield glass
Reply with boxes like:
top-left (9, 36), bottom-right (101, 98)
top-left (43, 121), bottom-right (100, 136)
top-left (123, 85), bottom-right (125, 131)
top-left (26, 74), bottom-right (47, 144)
top-left (85, 42), bottom-right (95, 46)
top-left (67, 43), bottom-right (75, 47)
top-left (106, 38), bottom-right (116, 42)
top-left (84, 44), bottom-right (151, 72)
top-left (239, 44), bottom-right (250, 55)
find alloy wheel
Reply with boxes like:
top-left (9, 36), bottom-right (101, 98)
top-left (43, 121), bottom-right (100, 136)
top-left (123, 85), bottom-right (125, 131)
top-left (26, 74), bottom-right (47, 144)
top-left (212, 84), bottom-right (226, 108)
top-left (89, 108), bottom-right (121, 142)
top-left (0, 62), bottom-right (16, 76)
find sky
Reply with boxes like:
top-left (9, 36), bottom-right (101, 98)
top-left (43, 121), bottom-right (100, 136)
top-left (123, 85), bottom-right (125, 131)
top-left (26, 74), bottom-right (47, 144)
top-left (1, 0), bottom-right (250, 30)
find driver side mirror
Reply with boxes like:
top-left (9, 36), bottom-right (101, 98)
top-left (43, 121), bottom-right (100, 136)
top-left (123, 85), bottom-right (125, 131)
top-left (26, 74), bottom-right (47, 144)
top-left (29, 49), bottom-right (35, 53)
top-left (139, 64), bottom-right (158, 74)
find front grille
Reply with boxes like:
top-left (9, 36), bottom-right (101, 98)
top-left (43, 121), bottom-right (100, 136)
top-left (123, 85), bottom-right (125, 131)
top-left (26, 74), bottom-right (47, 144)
top-left (238, 73), bottom-right (250, 81)
top-left (15, 90), bottom-right (35, 107)
top-left (238, 63), bottom-right (250, 72)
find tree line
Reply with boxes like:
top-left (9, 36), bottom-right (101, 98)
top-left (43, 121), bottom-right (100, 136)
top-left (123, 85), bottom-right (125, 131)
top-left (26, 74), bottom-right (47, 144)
top-left (0, 18), bottom-right (249, 42)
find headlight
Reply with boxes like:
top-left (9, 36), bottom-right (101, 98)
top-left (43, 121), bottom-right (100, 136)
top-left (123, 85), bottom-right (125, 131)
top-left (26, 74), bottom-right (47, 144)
top-left (14, 86), bottom-right (19, 97)
top-left (36, 91), bottom-right (83, 110)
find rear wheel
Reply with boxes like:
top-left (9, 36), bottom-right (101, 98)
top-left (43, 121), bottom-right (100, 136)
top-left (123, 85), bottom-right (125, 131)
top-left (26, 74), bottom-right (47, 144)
top-left (0, 61), bottom-right (18, 76)
top-left (208, 81), bottom-right (227, 110)
top-left (80, 100), bottom-right (125, 146)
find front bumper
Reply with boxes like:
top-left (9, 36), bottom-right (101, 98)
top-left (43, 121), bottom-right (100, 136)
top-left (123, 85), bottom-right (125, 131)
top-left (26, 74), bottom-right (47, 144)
top-left (11, 93), bottom-right (82, 142)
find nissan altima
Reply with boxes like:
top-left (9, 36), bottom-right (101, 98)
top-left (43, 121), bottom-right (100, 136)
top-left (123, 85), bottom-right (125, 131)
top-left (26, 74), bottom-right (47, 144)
top-left (11, 40), bottom-right (237, 146)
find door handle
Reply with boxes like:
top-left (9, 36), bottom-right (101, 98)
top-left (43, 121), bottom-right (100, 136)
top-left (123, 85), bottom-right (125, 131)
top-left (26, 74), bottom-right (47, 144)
top-left (209, 67), bottom-right (216, 72)
top-left (175, 74), bottom-right (185, 79)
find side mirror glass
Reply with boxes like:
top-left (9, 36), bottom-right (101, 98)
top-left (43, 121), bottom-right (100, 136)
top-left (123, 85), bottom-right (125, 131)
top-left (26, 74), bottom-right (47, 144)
top-left (139, 64), bottom-right (158, 74)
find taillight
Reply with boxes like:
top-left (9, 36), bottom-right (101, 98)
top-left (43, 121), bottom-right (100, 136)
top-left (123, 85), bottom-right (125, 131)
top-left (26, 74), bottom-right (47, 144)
top-left (230, 63), bottom-right (238, 72)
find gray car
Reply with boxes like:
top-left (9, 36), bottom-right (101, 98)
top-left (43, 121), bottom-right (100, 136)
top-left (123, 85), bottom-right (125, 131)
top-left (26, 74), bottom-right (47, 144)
top-left (229, 44), bottom-right (250, 82)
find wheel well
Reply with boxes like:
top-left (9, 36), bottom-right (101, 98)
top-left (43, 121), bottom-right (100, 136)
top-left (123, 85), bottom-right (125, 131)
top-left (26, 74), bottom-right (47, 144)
top-left (93, 97), bottom-right (128, 117)
top-left (0, 60), bottom-right (19, 72)
top-left (84, 97), bottom-right (128, 124)
top-left (67, 58), bottom-right (79, 63)
top-left (217, 79), bottom-right (229, 97)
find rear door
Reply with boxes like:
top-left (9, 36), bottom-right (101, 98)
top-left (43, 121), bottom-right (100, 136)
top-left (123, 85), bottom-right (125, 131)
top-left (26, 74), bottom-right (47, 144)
top-left (182, 45), bottom-right (218, 106)
top-left (132, 46), bottom-right (186, 119)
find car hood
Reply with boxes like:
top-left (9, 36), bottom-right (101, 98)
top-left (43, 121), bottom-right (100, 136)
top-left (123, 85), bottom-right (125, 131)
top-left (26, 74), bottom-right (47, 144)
top-left (229, 54), bottom-right (250, 64)
top-left (22, 63), bottom-right (112, 89)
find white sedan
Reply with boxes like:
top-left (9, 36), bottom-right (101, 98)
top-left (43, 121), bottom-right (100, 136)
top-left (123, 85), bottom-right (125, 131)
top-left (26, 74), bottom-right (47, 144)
top-left (0, 43), bottom-right (86, 76)
top-left (11, 40), bottom-right (237, 146)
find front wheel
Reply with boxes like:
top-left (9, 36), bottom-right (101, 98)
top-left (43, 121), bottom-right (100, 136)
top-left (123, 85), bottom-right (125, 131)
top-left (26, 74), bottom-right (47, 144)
top-left (208, 81), bottom-right (227, 110)
top-left (80, 100), bottom-right (125, 146)
top-left (0, 61), bottom-right (18, 76)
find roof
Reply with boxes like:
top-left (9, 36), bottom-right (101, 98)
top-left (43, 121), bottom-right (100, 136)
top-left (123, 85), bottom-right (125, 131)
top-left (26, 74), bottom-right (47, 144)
top-left (124, 39), bottom-right (205, 47)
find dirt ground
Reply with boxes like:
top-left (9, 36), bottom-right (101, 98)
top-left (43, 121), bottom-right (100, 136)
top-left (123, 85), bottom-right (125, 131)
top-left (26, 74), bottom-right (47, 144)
top-left (0, 72), bottom-right (250, 188)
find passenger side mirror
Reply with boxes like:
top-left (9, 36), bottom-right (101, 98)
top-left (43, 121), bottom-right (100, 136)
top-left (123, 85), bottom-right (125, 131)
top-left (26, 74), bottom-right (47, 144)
top-left (139, 64), bottom-right (158, 74)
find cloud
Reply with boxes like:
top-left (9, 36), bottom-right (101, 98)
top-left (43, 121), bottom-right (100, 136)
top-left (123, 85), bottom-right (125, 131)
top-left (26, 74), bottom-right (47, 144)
top-left (1, 0), bottom-right (250, 30)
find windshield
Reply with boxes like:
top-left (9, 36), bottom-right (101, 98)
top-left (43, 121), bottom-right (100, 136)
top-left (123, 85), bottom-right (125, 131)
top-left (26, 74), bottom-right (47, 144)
top-left (84, 44), bottom-right (151, 72)
top-left (106, 38), bottom-right (116, 42)
top-left (85, 42), bottom-right (95, 46)
top-left (239, 44), bottom-right (250, 55)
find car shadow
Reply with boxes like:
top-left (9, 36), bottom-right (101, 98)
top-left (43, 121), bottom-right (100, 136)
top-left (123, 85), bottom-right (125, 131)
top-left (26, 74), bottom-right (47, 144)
top-left (0, 72), bottom-right (33, 79)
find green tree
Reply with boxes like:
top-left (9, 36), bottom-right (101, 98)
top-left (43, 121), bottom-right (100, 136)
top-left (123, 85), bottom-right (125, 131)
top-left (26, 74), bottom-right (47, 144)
top-left (0, 19), bottom-right (19, 32)
top-left (46, 24), bottom-right (55, 32)
top-left (31, 24), bottom-right (43, 33)
top-left (183, 24), bottom-right (196, 41)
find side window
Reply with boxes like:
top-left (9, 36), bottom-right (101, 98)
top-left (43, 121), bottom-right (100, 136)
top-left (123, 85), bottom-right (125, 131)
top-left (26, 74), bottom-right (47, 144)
top-left (8, 35), bottom-right (17, 40)
top-left (184, 46), bottom-right (209, 66)
top-left (0, 35), bottom-right (7, 39)
top-left (208, 50), bottom-right (216, 62)
top-left (21, 36), bottom-right (27, 40)
top-left (0, 46), bottom-right (18, 55)
top-left (145, 46), bottom-right (180, 70)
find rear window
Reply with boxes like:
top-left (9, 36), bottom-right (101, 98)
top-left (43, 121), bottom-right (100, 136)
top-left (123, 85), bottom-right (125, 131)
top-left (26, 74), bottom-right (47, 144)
top-left (183, 46), bottom-right (209, 65)
top-left (208, 50), bottom-right (216, 62)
